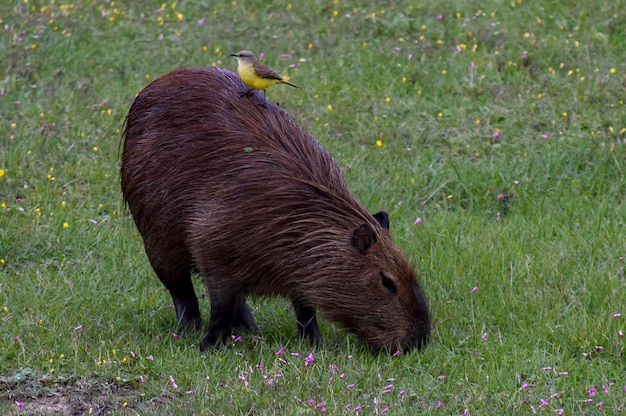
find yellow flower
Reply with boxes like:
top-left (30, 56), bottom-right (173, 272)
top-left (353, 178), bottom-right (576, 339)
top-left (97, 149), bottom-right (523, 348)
top-left (0, 169), bottom-right (4, 177)
top-left (376, 140), bottom-right (383, 147)
top-left (385, 97), bottom-right (391, 103)
top-left (609, 68), bottom-right (616, 74)
top-left (63, 222), bottom-right (69, 229)
top-left (327, 104), bottom-right (333, 111)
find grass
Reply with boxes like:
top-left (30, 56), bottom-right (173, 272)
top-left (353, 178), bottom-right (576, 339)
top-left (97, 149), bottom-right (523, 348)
top-left (1, 0), bottom-right (624, 414)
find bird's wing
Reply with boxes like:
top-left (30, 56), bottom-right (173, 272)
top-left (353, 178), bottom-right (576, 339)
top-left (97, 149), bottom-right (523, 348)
top-left (252, 61), bottom-right (284, 81)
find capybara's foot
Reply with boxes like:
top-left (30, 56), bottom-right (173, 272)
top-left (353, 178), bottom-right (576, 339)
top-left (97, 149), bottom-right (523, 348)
top-left (293, 301), bottom-right (322, 344)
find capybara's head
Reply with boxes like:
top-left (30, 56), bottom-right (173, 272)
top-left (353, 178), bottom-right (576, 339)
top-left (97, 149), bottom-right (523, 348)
top-left (302, 211), bottom-right (430, 351)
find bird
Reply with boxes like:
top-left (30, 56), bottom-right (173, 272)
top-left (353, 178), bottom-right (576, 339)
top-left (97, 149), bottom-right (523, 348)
top-left (230, 50), bottom-right (300, 96)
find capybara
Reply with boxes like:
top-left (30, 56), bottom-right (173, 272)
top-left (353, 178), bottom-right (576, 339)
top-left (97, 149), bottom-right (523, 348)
top-left (120, 66), bottom-right (430, 351)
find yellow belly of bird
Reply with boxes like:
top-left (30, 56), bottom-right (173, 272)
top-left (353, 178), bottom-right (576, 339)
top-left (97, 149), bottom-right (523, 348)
top-left (237, 64), bottom-right (281, 90)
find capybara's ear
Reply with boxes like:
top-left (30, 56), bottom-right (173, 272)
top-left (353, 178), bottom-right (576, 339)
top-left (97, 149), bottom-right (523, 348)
top-left (351, 223), bottom-right (377, 255)
top-left (372, 211), bottom-right (390, 231)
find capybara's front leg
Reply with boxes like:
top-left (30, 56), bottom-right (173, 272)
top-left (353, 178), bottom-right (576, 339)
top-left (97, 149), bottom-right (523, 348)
top-left (293, 299), bottom-right (322, 344)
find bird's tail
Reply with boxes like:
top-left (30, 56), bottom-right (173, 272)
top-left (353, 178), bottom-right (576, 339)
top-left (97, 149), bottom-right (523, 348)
top-left (280, 79), bottom-right (301, 89)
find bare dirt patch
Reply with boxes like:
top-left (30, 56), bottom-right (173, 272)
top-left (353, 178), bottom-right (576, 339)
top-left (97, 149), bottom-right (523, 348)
top-left (1, 369), bottom-right (142, 416)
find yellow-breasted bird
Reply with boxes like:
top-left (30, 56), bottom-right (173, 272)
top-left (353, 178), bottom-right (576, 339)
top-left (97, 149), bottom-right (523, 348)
top-left (230, 50), bottom-right (300, 95)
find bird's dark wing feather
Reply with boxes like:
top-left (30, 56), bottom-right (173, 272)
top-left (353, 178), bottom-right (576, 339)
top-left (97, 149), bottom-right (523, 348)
top-left (253, 61), bottom-right (284, 80)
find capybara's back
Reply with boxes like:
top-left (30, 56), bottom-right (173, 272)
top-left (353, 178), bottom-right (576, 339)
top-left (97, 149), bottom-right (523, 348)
top-left (121, 66), bottom-right (430, 351)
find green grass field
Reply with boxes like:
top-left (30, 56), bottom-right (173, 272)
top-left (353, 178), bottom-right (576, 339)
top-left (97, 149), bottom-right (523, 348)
top-left (1, 0), bottom-right (624, 414)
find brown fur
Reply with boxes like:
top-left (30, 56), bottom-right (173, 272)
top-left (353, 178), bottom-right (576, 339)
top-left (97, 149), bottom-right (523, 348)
top-left (121, 66), bottom-right (430, 351)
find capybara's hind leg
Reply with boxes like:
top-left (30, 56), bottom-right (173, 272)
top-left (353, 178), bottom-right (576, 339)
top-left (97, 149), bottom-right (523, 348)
top-left (145, 247), bottom-right (201, 331)
top-left (293, 300), bottom-right (322, 344)
top-left (200, 292), bottom-right (236, 350)
top-left (166, 271), bottom-right (202, 332)
top-left (233, 295), bottom-right (260, 332)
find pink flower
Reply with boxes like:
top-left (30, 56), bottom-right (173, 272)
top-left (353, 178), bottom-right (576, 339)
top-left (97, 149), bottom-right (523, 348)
top-left (520, 383), bottom-right (529, 390)
top-left (382, 408), bottom-right (389, 413)
top-left (15, 401), bottom-right (23, 408)
top-left (414, 217), bottom-right (422, 225)
top-left (186, 390), bottom-right (195, 394)
top-left (305, 352), bottom-right (315, 366)
top-left (541, 134), bottom-right (549, 140)
top-left (539, 399), bottom-right (549, 407)
top-left (436, 401), bottom-right (443, 408)
top-left (172, 333), bottom-right (179, 340)
top-left (471, 286), bottom-right (479, 293)
top-left (169, 375), bottom-right (178, 389)
top-left (493, 131), bottom-right (500, 139)
top-left (277, 347), bottom-right (285, 356)
top-left (497, 193), bottom-right (505, 200)
top-left (613, 313), bottom-right (622, 318)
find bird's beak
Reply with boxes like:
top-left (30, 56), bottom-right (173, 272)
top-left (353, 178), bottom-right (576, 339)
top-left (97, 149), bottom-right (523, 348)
top-left (230, 53), bottom-right (238, 57)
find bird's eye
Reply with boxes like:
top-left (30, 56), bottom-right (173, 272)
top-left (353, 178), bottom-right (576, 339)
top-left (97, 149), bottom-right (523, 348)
top-left (380, 273), bottom-right (397, 294)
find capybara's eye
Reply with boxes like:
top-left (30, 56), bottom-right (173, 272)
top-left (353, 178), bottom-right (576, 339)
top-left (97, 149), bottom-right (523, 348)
top-left (380, 273), bottom-right (397, 294)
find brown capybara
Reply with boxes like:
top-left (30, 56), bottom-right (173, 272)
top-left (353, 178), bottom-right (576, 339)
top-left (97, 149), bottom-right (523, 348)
top-left (120, 66), bottom-right (430, 351)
